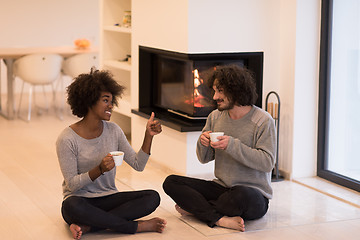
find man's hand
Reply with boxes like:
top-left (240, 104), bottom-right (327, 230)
top-left (200, 131), bottom-right (211, 147)
top-left (210, 135), bottom-right (229, 150)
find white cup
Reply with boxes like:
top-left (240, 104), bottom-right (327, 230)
top-left (110, 151), bottom-right (124, 166)
top-left (209, 132), bottom-right (224, 142)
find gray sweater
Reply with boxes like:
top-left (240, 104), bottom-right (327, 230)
top-left (196, 106), bottom-right (276, 199)
top-left (56, 121), bottom-right (149, 200)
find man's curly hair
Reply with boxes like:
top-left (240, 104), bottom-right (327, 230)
top-left (66, 68), bottom-right (125, 118)
top-left (208, 65), bottom-right (258, 106)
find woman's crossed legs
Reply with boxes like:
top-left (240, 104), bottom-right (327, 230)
top-left (62, 190), bottom-right (166, 239)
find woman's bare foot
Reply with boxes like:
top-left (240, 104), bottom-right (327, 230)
top-left (69, 224), bottom-right (91, 239)
top-left (215, 216), bottom-right (245, 232)
top-left (136, 217), bottom-right (167, 233)
top-left (175, 204), bottom-right (193, 216)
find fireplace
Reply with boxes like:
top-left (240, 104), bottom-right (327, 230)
top-left (132, 46), bottom-right (263, 132)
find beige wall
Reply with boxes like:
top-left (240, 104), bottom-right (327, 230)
top-left (0, 0), bottom-right (99, 48)
top-left (0, 0), bottom-right (99, 94)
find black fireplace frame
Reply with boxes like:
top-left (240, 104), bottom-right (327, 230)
top-left (132, 46), bottom-right (264, 132)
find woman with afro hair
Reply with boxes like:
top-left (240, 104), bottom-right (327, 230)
top-left (56, 68), bottom-right (166, 239)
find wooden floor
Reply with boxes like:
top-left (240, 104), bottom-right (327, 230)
top-left (1, 108), bottom-right (360, 240)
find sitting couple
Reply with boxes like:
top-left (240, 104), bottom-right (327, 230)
top-left (56, 65), bottom-right (276, 239)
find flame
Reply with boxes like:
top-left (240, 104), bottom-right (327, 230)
top-left (194, 69), bottom-right (199, 78)
top-left (194, 88), bottom-right (200, 97)
top-left (191, 69), bottom-right (204, 107)
top-left (193, 69), bottom-right (202, 88)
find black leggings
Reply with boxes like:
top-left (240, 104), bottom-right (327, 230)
top-left (61, 190), bottom-right (160, 234)
top-left (163, 175), bottom-right (269, 227)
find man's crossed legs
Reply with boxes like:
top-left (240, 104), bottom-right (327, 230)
top-left (163, 175), bottom-right (269, 231)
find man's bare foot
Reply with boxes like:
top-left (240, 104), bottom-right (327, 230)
top-left (69, 224), bottom-right (91, 239)
top-left (215, 216), bottom-right (245, 232)
top-left (136, 217), bottom-right (167, 233)
top-left (175, 204), bottom-right (193, 216)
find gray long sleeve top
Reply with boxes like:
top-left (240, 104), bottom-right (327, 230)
top-left (56, 121), bottom-right (149, 200)
top-left (196, 106), bottom-right (276, 199)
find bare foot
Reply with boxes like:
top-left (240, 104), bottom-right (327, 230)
top-left (215, 216), bottom-right (245, 232)
top-left (69, 224), bottom-right (91, 239)
top-left (175, 204), bottom-right (193, 216)
top-left (136, 217), bottom-right (167, 233)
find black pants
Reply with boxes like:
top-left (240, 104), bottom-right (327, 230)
top-left (163, 175), bottom-right (269, 227)
top-left (61, 190), bottom-right (160, 234)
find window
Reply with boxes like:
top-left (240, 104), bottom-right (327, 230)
top-left (318, 0), bottom-right (360, 192)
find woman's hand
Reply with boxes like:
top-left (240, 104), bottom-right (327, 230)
top-left (146, 112), bottom-right (162, 136)
top-left (100, 153), bottom-right (115, 173)
top-left (89, 153), bottom-right (115, 180)
top-left (141, 112), bottom-right (161, 155)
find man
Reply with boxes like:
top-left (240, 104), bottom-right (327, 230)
top-left (163, 65), bottom-right (276, 232)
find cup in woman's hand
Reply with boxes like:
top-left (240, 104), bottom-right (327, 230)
top-left (110, 151), bottom-right (124, 166)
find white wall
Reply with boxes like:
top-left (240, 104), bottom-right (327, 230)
top-left (131, 0), bottom-right (321, 179)
top-left (131, 0), bottom-right (208, 176)
top-left (291, 0), bottom-right (321, 178)
top-left (131, 0), bottom-right (189, 154)
top-left (187, 0), bottom-right (282, 98)
top-left (277, 0), bottom-right (297, 178)
top-left (130, 0), bottom-right (189, 110)
top-left (187, 0), bottom-right (321, 179)
top-left (0, 0), bottom-right (321, 179)
top-left (0, 0), bottom-right (99, 94)
top-left (187, 0), bottom-right (290, 176)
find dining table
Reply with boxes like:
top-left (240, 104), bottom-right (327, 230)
top-left (0, 46), bottom-right (98, 120)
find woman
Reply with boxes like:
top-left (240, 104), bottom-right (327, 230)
top-left (56, 69), bottom-right (166, 239)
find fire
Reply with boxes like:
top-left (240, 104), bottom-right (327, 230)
top-left (194, 69), bottom-right (201, 88)
top-left (191, 69), bottom-right (205, 107)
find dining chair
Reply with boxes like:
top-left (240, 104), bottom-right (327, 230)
top-left (13, 53), bottom-right (63, 121)
top-left (62, 52), bottom-right (99, 78)
top-left (58, 53), bottom-right (99, 117)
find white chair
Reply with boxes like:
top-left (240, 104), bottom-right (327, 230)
top-left (62, 53), bottom-right (99, 78)
top-left (59, 53), bottom-right (99, 116)
top-left (13, 54), bottom-right (63, 121)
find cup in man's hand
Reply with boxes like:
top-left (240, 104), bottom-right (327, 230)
top-left (209, 132), bottom-right (224, 142)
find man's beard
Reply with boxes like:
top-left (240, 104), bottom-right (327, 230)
top-left (217, 100), bottom-right (235, 111)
